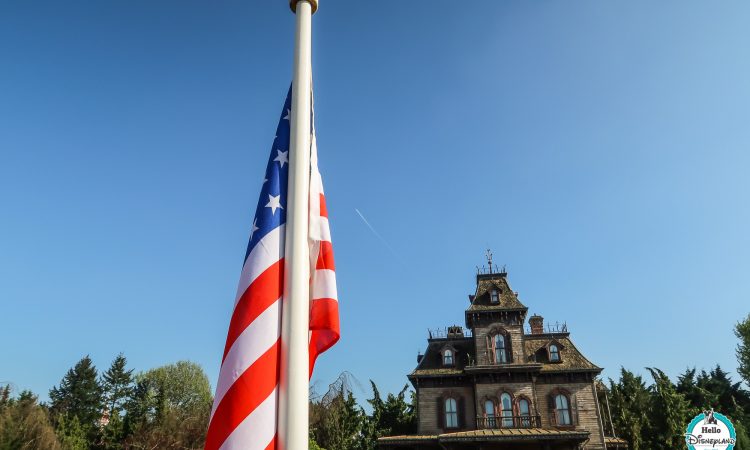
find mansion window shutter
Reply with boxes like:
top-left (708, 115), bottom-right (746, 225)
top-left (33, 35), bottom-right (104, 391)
top-left (458, 397), bottom-right (466, 429)
top-left (505, 334), bottom-right (512, 363)
top-left (437, 397), bottom-right (444, 429)
top-left (486, 335), bottom-right (495, 363)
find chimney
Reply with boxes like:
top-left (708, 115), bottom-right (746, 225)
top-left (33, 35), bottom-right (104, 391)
top-left (447, 326), bottom-right (464, 338)
top-left (529, 314), bottom-right (544, 335)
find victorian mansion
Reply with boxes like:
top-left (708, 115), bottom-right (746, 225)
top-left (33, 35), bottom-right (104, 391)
top-left (378, 265), bottom-right (626, 450)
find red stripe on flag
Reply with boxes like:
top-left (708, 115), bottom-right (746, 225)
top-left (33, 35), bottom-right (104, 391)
top-left (205, 339), bottom-right (281, 450)
top-left (308, 298), bottom-right (340, 375)
top-left (319, 194), bottom-right (328, 218)
top-left (316, 241), bottom-right (335, 271)
top-left (309, 297), bottom-right (339, 330)
top-left (265, 435), bottom-right (277, 450)
top-left (223, 259), bottom-right (284, 362)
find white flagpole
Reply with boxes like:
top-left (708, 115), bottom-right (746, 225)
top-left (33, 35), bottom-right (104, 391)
top-left (280, 1), bottom-right (316, 449)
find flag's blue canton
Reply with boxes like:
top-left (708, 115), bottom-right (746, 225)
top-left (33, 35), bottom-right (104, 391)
top-left (244, 87), bottom-right (292, 261)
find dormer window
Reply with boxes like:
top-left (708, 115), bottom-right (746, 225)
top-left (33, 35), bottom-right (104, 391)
top-left (443, 349), bottom-right (454, 366)
top-left (490, 289), bottom-right (499, 304)
top-left (549, 344), bottom-right (560, 362)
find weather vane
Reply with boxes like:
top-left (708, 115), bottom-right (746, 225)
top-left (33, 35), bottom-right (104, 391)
top-left (486, 248), bottom-right (493, 273)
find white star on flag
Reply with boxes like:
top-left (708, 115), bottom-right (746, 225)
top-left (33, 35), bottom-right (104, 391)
top-left (274, 150), bottom-right (289, 169)
top-left (265, 194), bottom-right (283, 215)
top-left (283, 108), bottom-right (290, 121)
top-left (249, 218), bottom-right (259, 240)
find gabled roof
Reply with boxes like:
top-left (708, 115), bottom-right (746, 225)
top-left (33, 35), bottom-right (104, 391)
top-left (467, 273), bottom-right (527, 312)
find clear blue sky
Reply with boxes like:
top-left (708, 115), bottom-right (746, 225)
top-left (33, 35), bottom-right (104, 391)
top-left (2, 1), bottom-right (749, 402)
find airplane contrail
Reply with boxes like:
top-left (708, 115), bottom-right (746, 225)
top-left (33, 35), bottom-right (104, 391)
top-left (354, 208), bottom-right (401, 258)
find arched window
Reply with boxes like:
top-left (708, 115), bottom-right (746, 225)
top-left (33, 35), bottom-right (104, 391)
top-left (490, 289), bottom-right (499, 303)
top-left (443, 349), bottom-right (454, 366)
top-left (500, 393), bottom-right (513, 427)
top-left (549, 344), bottom-right (560, 362)
top-left (518, 398), bottom-right (531, 427)
top-left (445, 398), bottom-right (458, 428)
top-left (484, 399), bottom-right (496, 428)
top-left (495, 334), bottom-right (508, 363)
top-left (554, 393), bottom-right (572, 426)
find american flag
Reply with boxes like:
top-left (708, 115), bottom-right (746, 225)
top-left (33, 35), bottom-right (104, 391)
top-left (204, 88), bottom-right (340, 450)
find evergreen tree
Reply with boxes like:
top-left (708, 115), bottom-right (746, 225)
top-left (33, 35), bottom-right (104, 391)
top-left (312, 390), bottom-right (364, 450)
top-left (56, 414), bottom-right (88, 450)
top-left (122, 377), bottom-right (155, 438)
top-left (696, 366), bottom-right (750, 413)
top-left (98, 412), bottom-right (124, 450)
top-left (608, 368), bottom-right (651, 450)
top-left (100, 354), bottom-right (133, 415)
top-left (647, 368), bottom-right (694, 450)
top-left (677, 367), bottom-right (718, 409)
top-left (49, 355), bottom-right (103, 431)
top-left (310, 373), bottom-right (366, 450)
top-left (737, 314), bottom-right (750, 387)
top-left (97, 354), bottom-right (132, 450)
top-left (365, 381), bottom-right (417, 438)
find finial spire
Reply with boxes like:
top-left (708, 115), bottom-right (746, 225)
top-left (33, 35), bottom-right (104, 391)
top-left (486, 248), bottom-right (493, 273)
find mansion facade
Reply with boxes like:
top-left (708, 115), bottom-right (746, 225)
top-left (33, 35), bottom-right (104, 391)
top-left (378, 267), bottom-right (626, 450)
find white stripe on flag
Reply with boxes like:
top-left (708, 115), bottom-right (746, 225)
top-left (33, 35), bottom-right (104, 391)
top-left (234, 225), bottom-right (285, 306)
top-left (218, 387), bottom-right (278, 450)
top-left (212, 299), bottom-right (281, 415)
top-left (312, 269), bottom-right (338, 301)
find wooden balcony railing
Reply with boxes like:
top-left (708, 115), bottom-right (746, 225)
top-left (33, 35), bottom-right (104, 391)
top-left (476, 414), bottom-right (541, 429)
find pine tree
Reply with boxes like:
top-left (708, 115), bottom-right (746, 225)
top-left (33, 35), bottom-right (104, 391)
top-left (99, 411), bottom-right (124, 450)
top-left (49, 355), bottom-right (103, 443)
top-left (366, 381), bottom-right (417, 438)
top-left (608, 368), bottom-right (651, 450)
top-left (100, 354), bottom-right (133, 416)
top-left (676, 367), bottom-right (717, 409)
top-left (736, 314), bottom-right (750, 387)
top-left (647, 368), bottom-right (694, 450)
top-left (56, 414), bottom-right (89, 450)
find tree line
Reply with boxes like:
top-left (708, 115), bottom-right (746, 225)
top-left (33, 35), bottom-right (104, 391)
top-left (1, 355), bottom-right (212, 449)
top-left (2, 314), bottom-right (750, 449)
top-left (0, 356), bottom-right (416, 450)
top-left (603, 314), bottom-right (750, 450)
